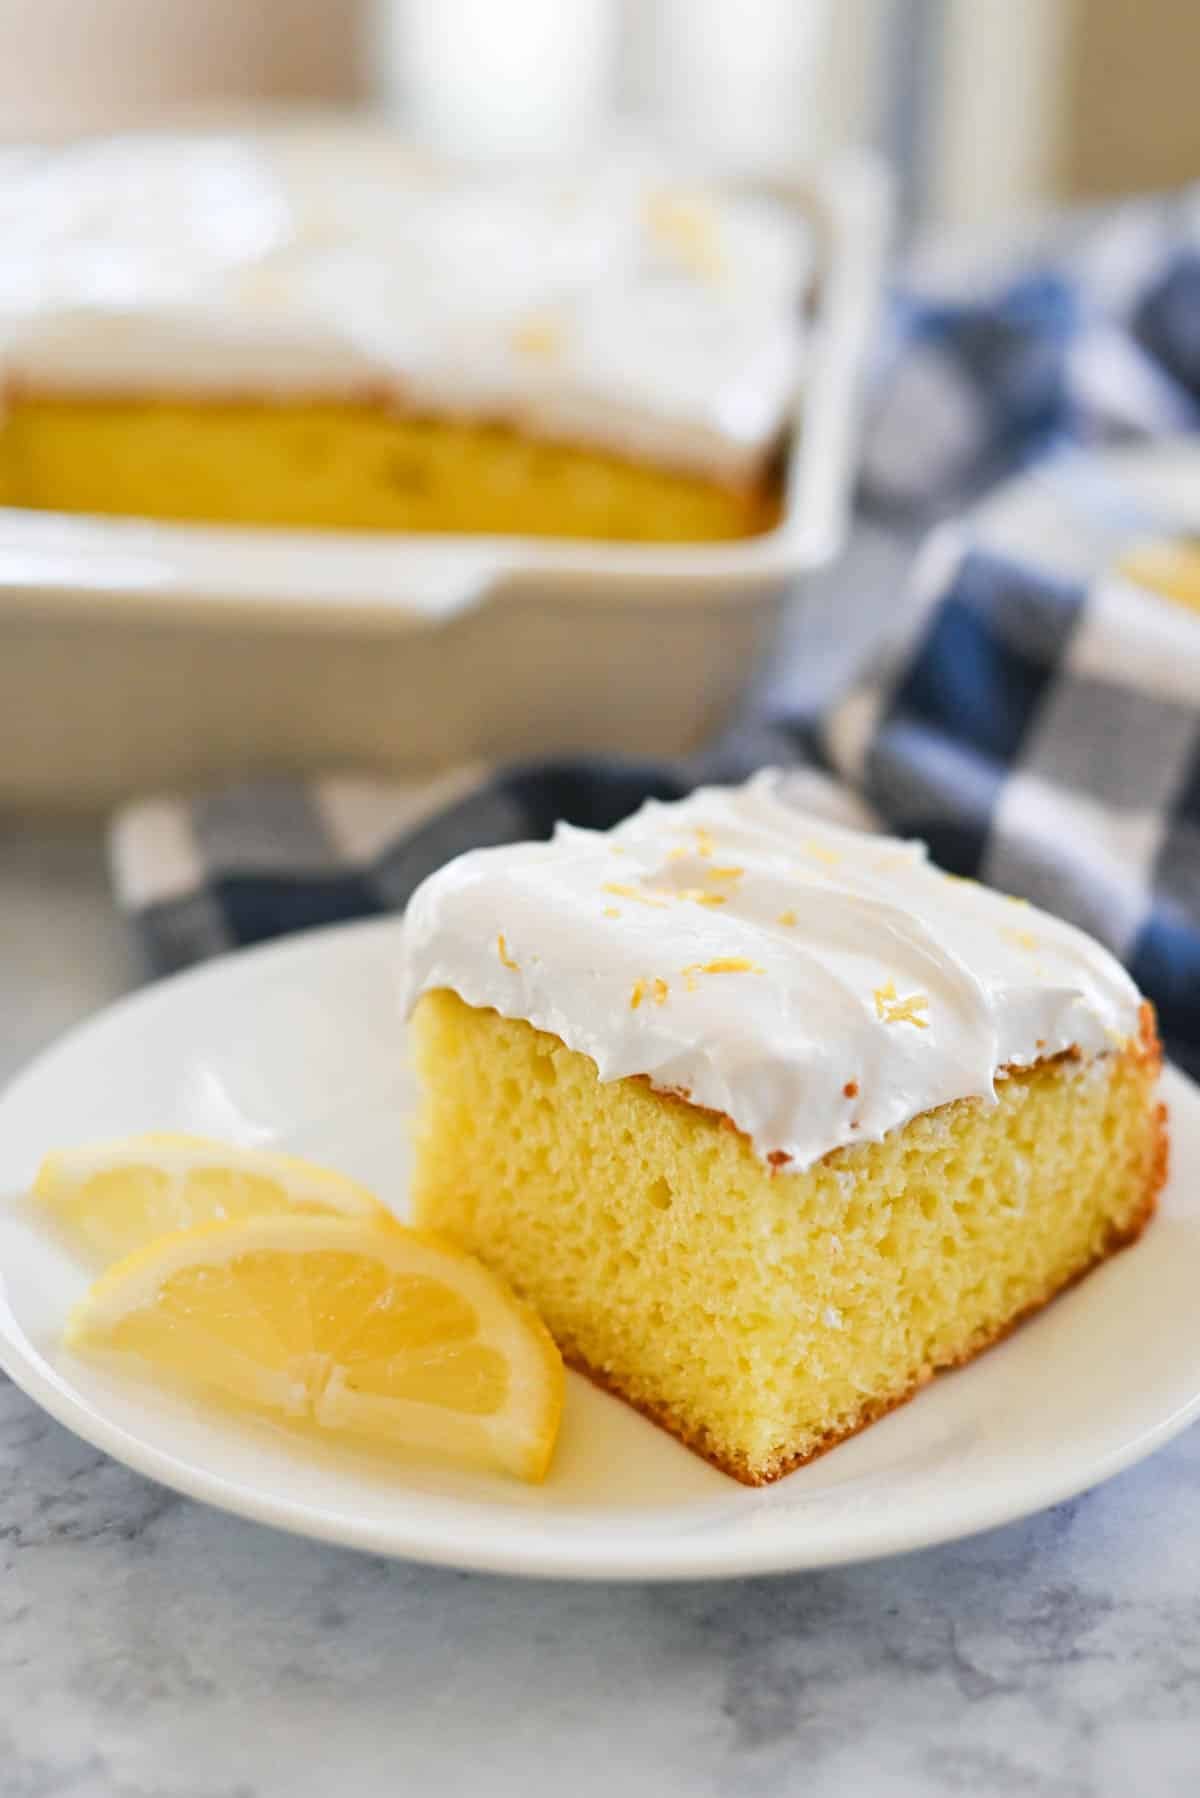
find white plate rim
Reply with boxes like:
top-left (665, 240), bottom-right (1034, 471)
top-left (1, 916), bottom-right (1197, 1583)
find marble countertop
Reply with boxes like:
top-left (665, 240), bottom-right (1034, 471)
top-left (4, 819), bottom-right (1200, 1798)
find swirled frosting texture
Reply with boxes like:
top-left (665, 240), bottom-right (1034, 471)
top-left (400, 772), bottom-right (1143, 1171)
top-left (0, 128), bottom-right (809, 480)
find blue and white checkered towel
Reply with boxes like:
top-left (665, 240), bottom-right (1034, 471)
top-left (862, 184), bottom-right (1200, 511)
top-left (111, 191), bottom-right (1200, 1077)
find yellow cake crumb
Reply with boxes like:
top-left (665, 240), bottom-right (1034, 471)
top-left (411, 991), bottom-right (1164, 1484)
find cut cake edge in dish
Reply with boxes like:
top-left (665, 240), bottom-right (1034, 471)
top-left (0, 131), bottom-right (807, 543)
top-left (0, 393), bottom-right (785, 542)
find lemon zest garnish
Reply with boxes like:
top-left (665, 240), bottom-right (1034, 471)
top-left (1002, 927), bottom-right (1040, 952)
top-left (705, 865), bottom-right (744, 883)
top-left (873, 979), bottom-right (929, 1028)
top-left (604, 906), bottom-right (621, 918)
top-left (603, 882), bottom-right (671, 909)
top-left (667, 846), bottom-right (690, 861)
top-left (511, 313), bottom-right (565, 359)
top-left (801, 840), bottom-right (841, 867)
top-left (777, 909), bottom-right (798, 927)
top-left (604, 880), bottom-right (729, 909)
top-left (631, 976), bottom-right (670, 1010)
top-left (694, 828), bottom-right (714, 858)
top-left (646, 190), bottom-right (726, 279)
top-left (943, 873), bottom-right (978, 888)
top-left (497, 933), bottom-right (520, 971)
top-left (682, 957), bottom-right (764, 977)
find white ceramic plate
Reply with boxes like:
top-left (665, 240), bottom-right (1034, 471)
top-left (1, 918), bottom-right (1197, 1581)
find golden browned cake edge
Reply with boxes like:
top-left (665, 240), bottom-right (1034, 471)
top-left (1, 386), bottom-right (785, 542)
top-left (567, 1003), bottom-right (1169, 1487)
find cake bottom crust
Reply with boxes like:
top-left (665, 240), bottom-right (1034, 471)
top-left (567, 1118), bottom-right (1167, 1486)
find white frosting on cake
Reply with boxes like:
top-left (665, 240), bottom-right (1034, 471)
top-left (399, 771), bottom-right (1144, 1171)
top-left (0, 128), bottom-right (809, 480)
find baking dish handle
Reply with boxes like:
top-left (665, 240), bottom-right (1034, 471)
top-left (0, 509), bottom-right (510, 628)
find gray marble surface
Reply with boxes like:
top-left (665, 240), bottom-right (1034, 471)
top-left (3, 808), bottom-right (1200, 1798)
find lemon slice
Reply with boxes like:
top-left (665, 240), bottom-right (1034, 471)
top-left (33, 1132), bottom-right (391, 1263)
top-left (65, 1215), bottom-right (564, 1482)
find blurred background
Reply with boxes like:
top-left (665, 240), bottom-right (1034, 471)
top-left (1, 0), bottom-right (1197, 232)
top-left (3, 0), bottom-right (1200, 814)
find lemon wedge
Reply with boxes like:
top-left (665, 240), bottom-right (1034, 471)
top-left (65, 1214), bottom-right (564, 1482)
top-left (34, 1132), bottom-right (390, 1263)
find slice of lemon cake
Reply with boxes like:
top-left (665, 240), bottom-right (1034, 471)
top-left (400, 772), bottom-right (1166, 1485)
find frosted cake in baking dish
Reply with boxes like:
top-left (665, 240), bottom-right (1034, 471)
top-left (0, 129), bottom-right (810, 541)
top-left (400, 772), bottom-right (1165, 1484)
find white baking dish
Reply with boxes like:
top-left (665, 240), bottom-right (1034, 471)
top-left (0, 152), bottom-right (888, 812)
